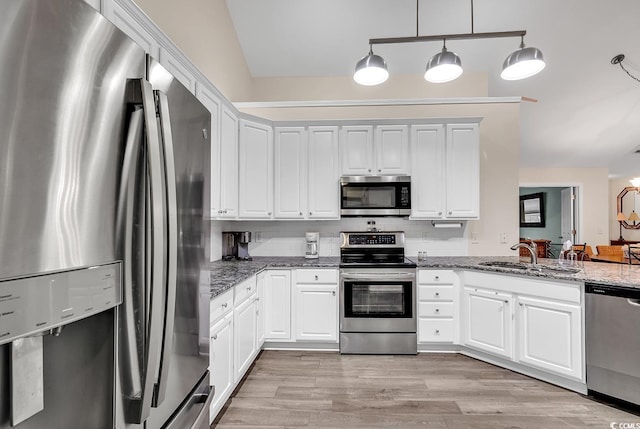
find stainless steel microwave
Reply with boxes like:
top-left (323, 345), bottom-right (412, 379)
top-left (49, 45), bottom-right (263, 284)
top-left (340, 175), bottom-right (411, 217)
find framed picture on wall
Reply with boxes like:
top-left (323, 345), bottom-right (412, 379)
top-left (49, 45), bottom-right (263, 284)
top-left (520, 192), bottom-right (545, 228)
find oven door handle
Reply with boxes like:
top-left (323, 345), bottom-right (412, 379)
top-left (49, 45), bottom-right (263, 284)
top-left (341, 272), bottom-right (416, 280)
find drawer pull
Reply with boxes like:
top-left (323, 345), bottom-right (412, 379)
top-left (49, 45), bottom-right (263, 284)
top-left (255, 297), bottom-right (260, 302)
top-left (435, 308), bottom-right (440, 313)
top-left (221, 303), bottom-right (228, 309)
top-left (435, 292), bottom-right (440, 297)
top-left (247, 286), bottom-right (252, 291)
top-left (211, 334), bottom-right (218, 340)
top-left (332, 291), bottom-right (336, 296)
top-left (434, 276), bottom-right (439, 281)
top-left (435, 330), bottom-right (440, 335)
top-left (315, 275), bottom-right (319, 280)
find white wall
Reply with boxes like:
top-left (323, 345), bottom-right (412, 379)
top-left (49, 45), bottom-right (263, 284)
top-left (519, 167), bottom-right (609, 247)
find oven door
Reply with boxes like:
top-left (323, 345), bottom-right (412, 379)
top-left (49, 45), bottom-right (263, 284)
top-left (340, 269), bottom-right (416, 333)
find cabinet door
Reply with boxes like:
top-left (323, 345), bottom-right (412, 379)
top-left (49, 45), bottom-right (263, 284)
top-left (375, 125), bottom-right (409, 174)
top-left (340, 126), bottom-right (374, 175)
top-left (410, 125), bottom-right (445, 219)
top-left (196, 86), bottom-right (221, 218)
top-left (239, 119), bottom-right (273, 218)
top-left (103, 0), bottom-right (160, 58)
top-left (445, 123), bottom-right (479, 219)
top-left (256, 273), bottom-right (266, 348)
top-left (308, 126), bottom-right (340, 219)
top-left (294, 284), bottom-right (338, 342)
top-left (158, 47), bottom-right (197, 94)
top-left (219, 106), bottom-right (238, 218)
top-left (209, 315), bottom-right (233, 423)
top-left (233, 295), bottom-right (257, 382)
top-left (517, 296), bottom-right (582, 380)
top-left (274, 127), bottom-right (306, 219)
top-left (463, 287), bottom-right (513, 359)
top-left (264, 270), bottom-right (291, 340)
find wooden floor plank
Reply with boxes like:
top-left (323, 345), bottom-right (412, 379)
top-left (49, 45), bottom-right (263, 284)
top-left (212, 351), bottom-right (640, 428)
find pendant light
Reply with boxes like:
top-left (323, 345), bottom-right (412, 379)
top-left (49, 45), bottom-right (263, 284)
top-left (353, 46), bottom-right (389, 86)
top-left (501, 36), bottom-right (546, 80)
top-left (424, 41), bottom-right (463, 83)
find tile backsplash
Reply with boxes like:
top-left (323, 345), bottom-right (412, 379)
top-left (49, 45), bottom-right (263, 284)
top-left (211, 218), bottom-right (469, 261)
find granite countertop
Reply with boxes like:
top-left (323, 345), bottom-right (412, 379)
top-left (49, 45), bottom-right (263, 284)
top-left (208, 255), bottom-right (640, 298)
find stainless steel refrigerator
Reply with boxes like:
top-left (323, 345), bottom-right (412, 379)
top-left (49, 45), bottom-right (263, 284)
top-left (0, 0), bottom-right (212, 428)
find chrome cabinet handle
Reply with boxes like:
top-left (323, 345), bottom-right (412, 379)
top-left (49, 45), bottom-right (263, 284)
top-left (255, 297), bottom-right (260, 302)
top-left (211, 334), bottom-right (218, 340)
top-left (438, 211), bottom-right (442, 215)
top-left (300, 212), bottom-right (302, 216)
top-left (449, 211), bottom-right (452, 215)
top-left (222, 303), bottom-right (228, 308)
top-left (435, 308), bottom-right (440, 313)
top-left (435, 292), bottom-right (440, 297)
top-left (434, 276), bottom-right (439, 280)
top-left (247, 286), bottom-right (252, 291)
top-left (435, 330), bottom-right (440, 335)
top-left (314, 275), bottom-right (319, 280)
top-left (332, 291), bottom-right (336, 296)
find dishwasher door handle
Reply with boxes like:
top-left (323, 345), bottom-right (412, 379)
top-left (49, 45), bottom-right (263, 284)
top-left (627, 299), bottom-right (640, 307)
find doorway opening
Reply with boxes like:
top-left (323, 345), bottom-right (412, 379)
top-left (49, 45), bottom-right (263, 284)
top-left (519, 185), bottom-right (581, 259)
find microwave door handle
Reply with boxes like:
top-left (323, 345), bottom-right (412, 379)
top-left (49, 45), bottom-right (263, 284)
top-left (116, 105), bottom-right (144, 411)
top-left (152, 91), bottom-right (177, 408)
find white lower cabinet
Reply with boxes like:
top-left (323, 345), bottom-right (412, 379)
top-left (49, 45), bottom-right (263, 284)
top-left (256, 272), bottom-right (266, 348)
top-left (233, 277), bottom-right (258, 383)
top-left (516, 295), bottom-right (582, 379)
top-left (208, 289), bottom-right (234, 423)
top-left (294, 269), bottom-right (338, 342)
top-left (264, 270), bottom-right (292, 340)
top-left (461, 271), bottom-right (584, 384)
top-left (418, 270), bottom-right (457, 343)
top-left (209, 313), bottom-right (233, 421)
top-left (462, 286), bottom-right (513, 359)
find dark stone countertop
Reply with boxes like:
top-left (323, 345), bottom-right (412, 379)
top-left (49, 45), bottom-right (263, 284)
top-left (207, 255), bottom-right (640, 299)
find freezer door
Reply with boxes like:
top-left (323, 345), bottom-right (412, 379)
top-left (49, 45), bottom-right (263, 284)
top-left (145, 58), bottom-right (212, 429)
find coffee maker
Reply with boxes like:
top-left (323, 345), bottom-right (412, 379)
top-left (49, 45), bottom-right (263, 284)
top-left (222, 231), bottom-right (252, 260)
top-left (305, 232), bottom-right (319, 259)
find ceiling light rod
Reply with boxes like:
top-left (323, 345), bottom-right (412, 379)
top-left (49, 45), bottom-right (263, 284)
top-left (369, 30), bottom-right (526, 46)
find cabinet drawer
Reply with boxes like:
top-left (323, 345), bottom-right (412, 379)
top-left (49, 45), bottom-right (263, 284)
top-left (210, 289), bottom-right (233, 324)
top-left (296, 269), bottom-right (338, 284)
top-left (418, 270), bottom-right (454, 285)
top-left (418, 285), bottom-right (455, 301)
top-left (418, 318), bottom-right (454, 342)
top-left (234, 277), bottom-right (257, 306)
top-left (418, 301), bottom-right (454, 318)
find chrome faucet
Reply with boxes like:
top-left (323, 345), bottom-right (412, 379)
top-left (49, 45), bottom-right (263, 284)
top-left (510, 242), bottom-right (538, 265)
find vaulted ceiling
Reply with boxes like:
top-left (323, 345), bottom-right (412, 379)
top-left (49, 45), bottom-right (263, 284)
top-left (226, 0), bottom-right (640, 178)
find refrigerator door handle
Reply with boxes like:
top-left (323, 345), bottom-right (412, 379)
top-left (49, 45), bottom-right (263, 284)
top-left (116, 106), bottom-right (144, 406)
top-left (130, 78), bottom-right (168, 423)
top-left (152, 91), bottom-right (178, 407)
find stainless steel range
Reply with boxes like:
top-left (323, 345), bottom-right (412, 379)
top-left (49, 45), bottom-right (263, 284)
top-left (339, 231), bottom-right (417, 354)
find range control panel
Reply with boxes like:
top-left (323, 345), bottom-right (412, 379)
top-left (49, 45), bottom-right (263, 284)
top-left (0, 262), bottom-right (122, 346)
top-left (341, 231), bottom-right (405, 248)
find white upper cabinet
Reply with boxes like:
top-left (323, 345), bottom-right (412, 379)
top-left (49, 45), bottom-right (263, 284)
top-left (410, 122), bottom-right (480, 220)
top-left (103, 0), bottom-right (160, 58)
top-left (218, 106), bottom-right (239, 218)
top-left (308, 126), bottom-right (340, 219)
top-left (341, 125), bottom-right (409, 175)
top-left (239, 119), bottom-right (273, 218)
top-left (375, 125), bottom-right (409, 174)
top-left (195, 85), bottom-right (222, 218)
top-left (159, 47), bottom-right (197, 94)
top-left (446, 123), bottom-right (480, 219)
top-left (341, 126), bottom-right (374, 175)
top-left (410, 124), bottom-right (446, 219)
top-left (274, 127), bottom-right (306, 219)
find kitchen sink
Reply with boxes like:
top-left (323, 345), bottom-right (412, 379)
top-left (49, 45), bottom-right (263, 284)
top-left (479, 261), bottom-right (581, 274)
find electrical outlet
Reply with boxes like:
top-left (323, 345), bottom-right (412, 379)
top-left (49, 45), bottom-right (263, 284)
top-left (471, 232), bottom-right (480, 244)
top-left (422, 232), bottom-right (429, 242)
top-left (254, 232), bottom-right (263, 243)
top-left (500, 232), bottom-right (508, 244)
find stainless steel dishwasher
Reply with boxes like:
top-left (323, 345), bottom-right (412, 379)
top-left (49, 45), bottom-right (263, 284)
top-left (586, 283), bottom-right (640, 406)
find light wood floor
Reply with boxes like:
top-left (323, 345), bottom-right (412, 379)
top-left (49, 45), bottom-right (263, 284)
top-left (212, 351), bottom-right (639, 428)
